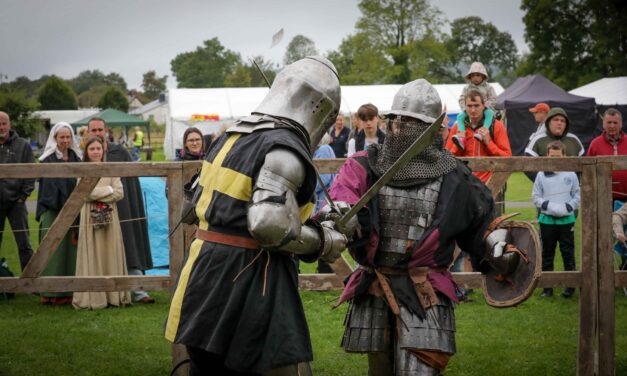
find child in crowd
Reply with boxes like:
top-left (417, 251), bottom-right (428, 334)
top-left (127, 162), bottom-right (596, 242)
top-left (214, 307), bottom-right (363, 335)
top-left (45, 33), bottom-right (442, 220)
top-left (452, 61), bottom-right (497, 150)
top-left (532, 141), bottom-right (580, 298)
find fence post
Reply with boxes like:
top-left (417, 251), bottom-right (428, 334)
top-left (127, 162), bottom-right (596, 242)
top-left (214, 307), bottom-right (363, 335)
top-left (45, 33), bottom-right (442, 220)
top-left (578, 163), bottom-right (598, 376)
top-left (597, 162), bottom-right (615, 376)
top-left (167, 168), bottom-right (189, 375)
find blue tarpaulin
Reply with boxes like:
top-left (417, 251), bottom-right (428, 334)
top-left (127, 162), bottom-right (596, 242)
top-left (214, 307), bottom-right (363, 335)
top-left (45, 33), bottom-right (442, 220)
top-left (139, 177), bottom-right (170, 275)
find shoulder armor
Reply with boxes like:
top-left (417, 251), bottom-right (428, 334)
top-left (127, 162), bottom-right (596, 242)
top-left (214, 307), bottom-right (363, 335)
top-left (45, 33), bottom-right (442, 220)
top-left (227, 115), bottom-right (277, 134)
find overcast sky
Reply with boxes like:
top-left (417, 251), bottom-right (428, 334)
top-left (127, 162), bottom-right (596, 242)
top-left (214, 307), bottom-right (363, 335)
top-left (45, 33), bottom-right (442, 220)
top-left (0, 0), bottom-right (527, 90)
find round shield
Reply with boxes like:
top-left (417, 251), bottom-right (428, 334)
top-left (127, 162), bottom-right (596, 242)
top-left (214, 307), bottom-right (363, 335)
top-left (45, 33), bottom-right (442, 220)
top-left (482, 220), bottom-right (542, 308)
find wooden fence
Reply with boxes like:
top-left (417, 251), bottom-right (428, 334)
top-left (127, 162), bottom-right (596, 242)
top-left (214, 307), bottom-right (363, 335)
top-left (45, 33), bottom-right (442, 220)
top-left (0, 156), bottom-right (625, 375)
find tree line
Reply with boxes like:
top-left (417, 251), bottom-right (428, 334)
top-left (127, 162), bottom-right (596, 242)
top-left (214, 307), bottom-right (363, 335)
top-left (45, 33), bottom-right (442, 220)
top-left (0, 69), bottom-right (168, 137)
top-left (170, 0), bottom-right (625, 90)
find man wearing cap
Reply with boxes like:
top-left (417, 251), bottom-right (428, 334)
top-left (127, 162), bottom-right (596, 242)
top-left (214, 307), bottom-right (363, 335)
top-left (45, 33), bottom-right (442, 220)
top-left (587, 108), bottom-right (627, 202)
top-left (324, 79), bottom-right (522, 375)
top-left (529, 102), bottom-right (550, 136)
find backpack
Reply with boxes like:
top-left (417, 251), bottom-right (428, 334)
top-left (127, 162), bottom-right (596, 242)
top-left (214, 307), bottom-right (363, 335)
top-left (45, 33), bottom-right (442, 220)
top-left (0, 257), bottom-right (15, 300)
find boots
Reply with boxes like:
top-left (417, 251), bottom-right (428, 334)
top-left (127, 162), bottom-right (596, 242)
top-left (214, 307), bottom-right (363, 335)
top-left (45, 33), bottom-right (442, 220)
top-left (452, 133), bottom-right (465, 151)
top-left (561, 288), bottom-right (575, 298)
top-left (540, 288), bottom-right (553, 297)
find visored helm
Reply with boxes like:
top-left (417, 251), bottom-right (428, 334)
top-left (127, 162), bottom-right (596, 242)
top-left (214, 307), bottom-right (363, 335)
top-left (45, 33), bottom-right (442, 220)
top-left (381, 78), bottom-right (441, 123)
top-left (253, 56), bottom-right (341, 149)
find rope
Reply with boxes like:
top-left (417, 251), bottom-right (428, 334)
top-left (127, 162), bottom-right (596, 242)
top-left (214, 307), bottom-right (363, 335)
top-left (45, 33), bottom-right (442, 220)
top-left (0, 213), bottom-right (168, 235)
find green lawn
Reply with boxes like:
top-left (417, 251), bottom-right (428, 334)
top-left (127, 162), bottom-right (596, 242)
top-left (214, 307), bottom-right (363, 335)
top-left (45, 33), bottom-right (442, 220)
top-left (505, 172), bottom-right (534, 203)
top-left (2, 173), bottom-right (626, 375)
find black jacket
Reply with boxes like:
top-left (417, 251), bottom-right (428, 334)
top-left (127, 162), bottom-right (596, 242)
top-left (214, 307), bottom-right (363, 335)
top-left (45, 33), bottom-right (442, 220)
top-left (0, 130), bottom-right (35, 208)
top-left (354, 129), bottom-right (385, 152)
top-left (36, 150), bottom-right (80, 220)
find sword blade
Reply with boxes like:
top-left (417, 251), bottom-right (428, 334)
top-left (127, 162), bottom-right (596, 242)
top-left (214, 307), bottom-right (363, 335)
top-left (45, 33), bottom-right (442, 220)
top-left (315, 168), bottom-right (338, 212)
top-left (337, 113), bottom-right (445, 227)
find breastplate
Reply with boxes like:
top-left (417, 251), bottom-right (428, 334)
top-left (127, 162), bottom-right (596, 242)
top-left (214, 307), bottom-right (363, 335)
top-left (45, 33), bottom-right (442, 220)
top-left (375, 177), bottom-right (442, 266)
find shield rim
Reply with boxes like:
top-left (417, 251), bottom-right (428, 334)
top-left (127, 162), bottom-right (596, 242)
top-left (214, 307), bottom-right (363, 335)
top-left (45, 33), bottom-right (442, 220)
top-left (482, 220), bottom-right (542, 308)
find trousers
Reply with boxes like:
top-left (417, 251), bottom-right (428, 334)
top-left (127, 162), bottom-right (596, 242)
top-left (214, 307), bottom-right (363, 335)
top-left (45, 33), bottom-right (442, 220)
top-left (540, 223), bottom-right (576, 272)
top-left (0, 202), bottom-right (33, 271)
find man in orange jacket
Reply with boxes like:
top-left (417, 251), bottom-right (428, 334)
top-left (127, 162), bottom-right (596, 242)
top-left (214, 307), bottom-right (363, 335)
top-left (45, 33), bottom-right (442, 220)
top-left (445, 89), bottom-right (512, 184)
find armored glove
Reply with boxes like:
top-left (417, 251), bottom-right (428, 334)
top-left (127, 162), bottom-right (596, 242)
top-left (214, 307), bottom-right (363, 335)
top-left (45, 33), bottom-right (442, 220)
top-left (485, 228), bottom-right (521, 276)
top-left (316, 201), bottom-right (360, 239)
top-left (318, 220), bottom-right (348, 263)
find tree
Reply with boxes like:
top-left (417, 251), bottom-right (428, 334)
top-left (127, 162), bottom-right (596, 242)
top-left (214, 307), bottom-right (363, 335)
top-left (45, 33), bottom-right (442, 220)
top-left (520, 0), bottom-right (627, 89)
top-left (0, 90), bottom-right (41, 138)
top-left (327, 33), bottom-right (393, 84)
top-left (69, 70), bottom-right (127, 95)
top-left (142, 70), bottom-right (168, 101)
top-left (0, 75), bottom-right (50, 99)
top-left (170, 38), bottom-right (242, 88)
top-left (448, 16), bottom-right (519, 78)
top-left (77, 86), bottom-right (108, 108)
top-left (103, 72), bottom-right (128, 92)
top-left (224, 64), bottom-right (252, 87)
top-left (355, 0), bottom-right (444, 83)
top-left (37, 76), bottom-right (78, 110)
top-left (247, 56), bottom-right (278, 87)
top-left (283, 35), bottom-right (319, 65)
top-left (407, 34), bottom-right (458, 83)
top-left (69, 70), bottom-right (106, 95)
top-left (97, 86), bottom-right (129, 112)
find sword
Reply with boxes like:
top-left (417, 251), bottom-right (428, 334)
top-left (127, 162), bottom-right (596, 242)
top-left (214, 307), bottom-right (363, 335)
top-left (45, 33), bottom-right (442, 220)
top-left (316, 169), bottom-right (341, 213)
top-left (336, 113), bottom-right (445, 228)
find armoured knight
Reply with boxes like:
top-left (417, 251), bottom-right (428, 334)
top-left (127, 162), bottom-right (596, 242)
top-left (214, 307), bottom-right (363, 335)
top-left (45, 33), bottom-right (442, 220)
top-left (325, 79), bottom-right (523, 375)
top-left (165, 56), bottom-right (349, 376)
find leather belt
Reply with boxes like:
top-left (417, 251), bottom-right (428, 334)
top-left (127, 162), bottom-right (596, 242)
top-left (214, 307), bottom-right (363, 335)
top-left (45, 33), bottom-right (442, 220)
top-left (195, 229), bottom-right (259, 250)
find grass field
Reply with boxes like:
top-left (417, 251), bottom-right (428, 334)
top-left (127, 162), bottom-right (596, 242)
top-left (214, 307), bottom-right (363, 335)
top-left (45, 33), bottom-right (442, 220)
top-left (1, 171), bottom-right (626, 375)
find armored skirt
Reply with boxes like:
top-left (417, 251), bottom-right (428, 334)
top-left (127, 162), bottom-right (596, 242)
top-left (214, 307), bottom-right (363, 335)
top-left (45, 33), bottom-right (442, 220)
top-left (166, 238), bottom-right (312, 373)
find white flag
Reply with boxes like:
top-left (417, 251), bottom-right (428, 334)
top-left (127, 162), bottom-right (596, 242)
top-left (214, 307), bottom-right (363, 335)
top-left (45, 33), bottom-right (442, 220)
top-left (270, 28), bottom-right (284, 48)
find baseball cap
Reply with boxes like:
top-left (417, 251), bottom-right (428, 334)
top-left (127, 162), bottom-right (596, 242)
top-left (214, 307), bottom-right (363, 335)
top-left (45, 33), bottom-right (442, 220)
top-left (529, 103), bottom-right (550, 113)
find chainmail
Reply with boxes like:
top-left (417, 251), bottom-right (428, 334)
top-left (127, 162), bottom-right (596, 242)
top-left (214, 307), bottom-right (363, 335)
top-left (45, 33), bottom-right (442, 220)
top-left (369, 117), bottom-right (458, 186)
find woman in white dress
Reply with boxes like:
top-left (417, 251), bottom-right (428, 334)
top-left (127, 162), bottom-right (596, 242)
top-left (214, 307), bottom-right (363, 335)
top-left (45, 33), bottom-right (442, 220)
top-left (72, 136), bottom-right (131, 310)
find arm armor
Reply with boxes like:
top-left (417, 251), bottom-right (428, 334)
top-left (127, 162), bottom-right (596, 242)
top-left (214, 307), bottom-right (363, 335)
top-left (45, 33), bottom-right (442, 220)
top-left (247, 147), bottom-right (346, 260)
top-left (485, 228), bottom-right (520, 275)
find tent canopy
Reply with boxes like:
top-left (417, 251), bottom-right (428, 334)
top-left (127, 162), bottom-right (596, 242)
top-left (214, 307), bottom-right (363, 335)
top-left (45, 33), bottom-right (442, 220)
top-left (72, 108), bottom-right (151, 144)
top-left (495, 74), bottom-right (597, 155)
top-left (569, 76), bottom-right (627, 134)
top-left (72, 108), bottom-right (149, 129)
top-left (496, 74), bottom-right (594, 110)
top-left (569, 77), bottom-right (627, 105)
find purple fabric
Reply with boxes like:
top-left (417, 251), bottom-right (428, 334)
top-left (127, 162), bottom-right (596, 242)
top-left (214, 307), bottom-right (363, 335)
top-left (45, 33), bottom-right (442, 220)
top-left (408, 229), bottom-right (458, 303)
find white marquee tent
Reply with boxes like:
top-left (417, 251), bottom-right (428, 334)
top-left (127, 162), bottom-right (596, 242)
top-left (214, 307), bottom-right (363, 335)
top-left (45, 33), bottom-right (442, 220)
top-left (164, 83), bottom-right (503, 160)
top-left (569, 77), bottom-right (627, 106)
top-left (570, 76), bottom-right (627, 132)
